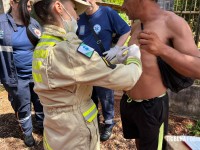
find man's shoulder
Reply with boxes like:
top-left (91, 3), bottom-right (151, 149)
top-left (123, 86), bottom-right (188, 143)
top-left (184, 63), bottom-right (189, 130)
top-left (164, 11), bottom-right (187, 29)
top-left (99, 6), bottom-right (115, 13)
top-left (163, 11), bottom-right (192, 42)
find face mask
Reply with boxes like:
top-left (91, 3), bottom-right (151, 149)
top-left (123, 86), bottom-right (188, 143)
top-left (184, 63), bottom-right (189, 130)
top-left (60, 5), bottom-right (78, 33)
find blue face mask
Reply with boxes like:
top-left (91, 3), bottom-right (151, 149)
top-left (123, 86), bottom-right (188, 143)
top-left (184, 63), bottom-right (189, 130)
top-left (60, 4), bottom-right (78, 33)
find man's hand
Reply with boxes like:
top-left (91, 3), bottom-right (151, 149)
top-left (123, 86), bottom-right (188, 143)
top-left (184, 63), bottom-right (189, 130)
top-left (138, 30), bottom-right (166, 56)
top-left (103, 45), bottom-right (120, 61)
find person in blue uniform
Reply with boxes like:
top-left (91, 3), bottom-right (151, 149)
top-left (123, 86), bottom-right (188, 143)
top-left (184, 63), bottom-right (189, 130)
top-left (0, 0), bottom-right (44, 147)
top-left (77, 0), bottom-right (131, 141)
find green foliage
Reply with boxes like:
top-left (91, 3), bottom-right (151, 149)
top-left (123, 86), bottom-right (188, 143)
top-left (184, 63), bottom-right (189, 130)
top-left (102, 0), bottom-right (130, 24)
top-left (187, 120), bottom-right (200, 136)
top-left (119, 12), bottom-right (130, 25)
top-left (174, 0), bottom-right (200, 11)
top-left (102, 0), bottom-right (123, 5)
top-left (194, 80), bottom-right (200, 85)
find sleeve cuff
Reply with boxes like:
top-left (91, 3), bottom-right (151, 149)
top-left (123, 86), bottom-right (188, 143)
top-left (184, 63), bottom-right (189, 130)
top-left (125, 56), bottom-right (142, 68)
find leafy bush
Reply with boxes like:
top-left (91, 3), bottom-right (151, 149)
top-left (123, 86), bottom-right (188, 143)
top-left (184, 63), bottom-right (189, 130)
top-left (102, 0), bottom-right (123, 5)
top-left (187, 120), bottom-right (200, 136)
top-left (194, 80), bottom-right (200, 85)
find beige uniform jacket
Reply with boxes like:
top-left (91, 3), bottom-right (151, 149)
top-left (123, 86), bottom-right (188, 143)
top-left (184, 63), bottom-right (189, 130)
top-left (32, 25), bottom-right (142, 150)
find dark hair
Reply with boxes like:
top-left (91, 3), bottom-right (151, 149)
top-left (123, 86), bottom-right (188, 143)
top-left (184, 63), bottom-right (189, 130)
top-left (34, 0), bottom-right (68, 25)
top-left (8, 0), bottom-right (31, 26)
top-left (34, 0), bottom-right (59, 25)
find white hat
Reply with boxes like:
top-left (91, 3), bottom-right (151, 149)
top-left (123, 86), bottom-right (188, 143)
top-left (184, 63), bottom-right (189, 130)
top-left (73, 0), bottom-right (91, 15)
top-left (33, 0), bottom-right (91, 15)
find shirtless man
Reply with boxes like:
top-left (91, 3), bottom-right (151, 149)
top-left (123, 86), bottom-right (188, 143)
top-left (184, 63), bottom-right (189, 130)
top-left (120, 0), bottom-right (200, 150)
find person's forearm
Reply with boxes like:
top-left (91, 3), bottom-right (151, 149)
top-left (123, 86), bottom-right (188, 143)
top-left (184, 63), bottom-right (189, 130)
top-left (116, 31), bottom-right (131, 46)
top-left (160, 45), bottom-right (200, 79)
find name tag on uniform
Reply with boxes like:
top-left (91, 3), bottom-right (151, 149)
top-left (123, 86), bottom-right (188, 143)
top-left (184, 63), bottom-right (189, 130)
top-left (79, 25), bottom-right (85, 35)
top-left (77, 43), bottom-right (94, 58)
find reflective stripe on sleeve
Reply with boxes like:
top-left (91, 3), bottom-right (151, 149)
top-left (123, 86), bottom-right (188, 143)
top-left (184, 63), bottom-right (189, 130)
top-left (41, 34), bottom-right (63, 41)
top-left (125, 57), bottom-right (141, 67)
top-left (37, 42), bottom-right (56, 47)
top-left (33, 50), bottom-right (49, 58)
top-left (37, 34), bottom-right (63, 47)
top-left (33, 73), bottom-right (43, 82)
top-left (32, 60), bottom-right (42, 70)
top-left (83, 104), bottom-right (98, 123)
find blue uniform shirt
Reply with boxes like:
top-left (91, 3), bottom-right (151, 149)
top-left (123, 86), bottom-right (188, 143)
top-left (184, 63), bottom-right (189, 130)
top-left (12, 24), bottom-right (33, 78)
top-left (0, 13), bottom-right (41, 87)
top-left (77, 6), bottom-right (130, 56)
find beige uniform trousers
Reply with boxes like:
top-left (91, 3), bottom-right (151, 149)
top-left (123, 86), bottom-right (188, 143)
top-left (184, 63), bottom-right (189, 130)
top-left (43, 99), bottom-right (100, 150)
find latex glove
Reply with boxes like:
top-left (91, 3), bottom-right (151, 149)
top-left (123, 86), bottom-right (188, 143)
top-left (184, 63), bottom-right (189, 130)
top-left (127, 44), bottom-right (141, 59)
top-left (116, 47), bottom-right (129, 63)
top-left (110, 46), bottom-right (128, 64)
top-left (103, 45), bottom-right (120, 61)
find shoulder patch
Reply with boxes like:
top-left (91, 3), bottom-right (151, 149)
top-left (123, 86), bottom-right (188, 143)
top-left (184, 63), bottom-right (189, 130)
top-left (102, 57), bottom-right (116, 69)
top-left (77, 43), bottom-right (94, 58)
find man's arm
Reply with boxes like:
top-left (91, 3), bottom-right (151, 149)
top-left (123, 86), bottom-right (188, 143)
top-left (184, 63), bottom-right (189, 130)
top-left (138, 14), bottom-right (200, 79)
top-left (160, 45), bottom-right (200, 79)
top-left (115, 30), bottom-right (131, 46)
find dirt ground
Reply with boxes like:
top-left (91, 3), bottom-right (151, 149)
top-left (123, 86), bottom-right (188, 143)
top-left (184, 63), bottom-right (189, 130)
top-left (0, 90), bottom-right (196, 150)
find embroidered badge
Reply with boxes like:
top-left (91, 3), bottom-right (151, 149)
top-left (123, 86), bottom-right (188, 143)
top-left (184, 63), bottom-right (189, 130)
top-left (33, 28), bottom-right (41, 38)
top-left (77, 43), bottom-right (94, 58)
top-left (93, 24), bottom-right (101, 34)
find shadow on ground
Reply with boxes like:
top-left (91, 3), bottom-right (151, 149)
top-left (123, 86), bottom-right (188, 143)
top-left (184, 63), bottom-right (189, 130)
top-left (0, 113), bottom-right (43, 150)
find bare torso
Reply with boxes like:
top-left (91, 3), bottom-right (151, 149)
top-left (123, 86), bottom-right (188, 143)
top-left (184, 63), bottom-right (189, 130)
top-left (127, 12), bottom-right (173, 100)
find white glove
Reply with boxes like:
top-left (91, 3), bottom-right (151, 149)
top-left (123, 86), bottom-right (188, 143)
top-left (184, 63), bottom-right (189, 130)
top-left (110, 46), bottom-right (128, 64)
top-left (116, 47), bottom-right (129, 63)
top-left (127, 44), bottom-right (141, 59)
top-left (103, 45), bottom-right (120, 61)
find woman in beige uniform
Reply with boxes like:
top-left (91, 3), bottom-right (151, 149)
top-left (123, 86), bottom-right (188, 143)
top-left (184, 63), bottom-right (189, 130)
top-left (32, 0), bottom-right (142, 149)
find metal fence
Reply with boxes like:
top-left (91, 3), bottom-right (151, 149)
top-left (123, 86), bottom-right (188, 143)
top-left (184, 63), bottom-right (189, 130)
top-left (98, 0), bottom-right (200, 46)
top-left (174, 0), bottom-right (200, 45)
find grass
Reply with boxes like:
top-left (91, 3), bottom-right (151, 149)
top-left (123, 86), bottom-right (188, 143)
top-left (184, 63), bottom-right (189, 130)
top-left (187, 120), bottom-right (200, 136)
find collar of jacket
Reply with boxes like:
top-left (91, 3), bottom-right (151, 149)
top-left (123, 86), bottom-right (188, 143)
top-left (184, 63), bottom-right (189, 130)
top-left (6, 13), bottom-right (18, 32)
top-left (43, 25), bottom-right (80, 42)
